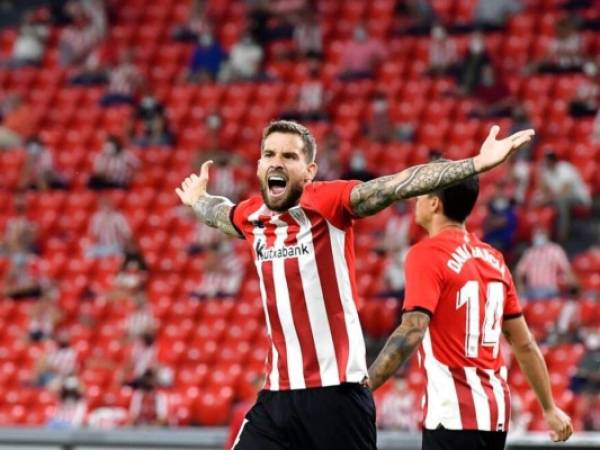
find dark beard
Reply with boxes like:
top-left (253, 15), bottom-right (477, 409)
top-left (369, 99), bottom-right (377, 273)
top-left (259, 181), bottom-right (304, 212)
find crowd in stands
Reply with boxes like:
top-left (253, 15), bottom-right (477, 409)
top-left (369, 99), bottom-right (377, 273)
top-left (0, 0), bottom-right (598, 436)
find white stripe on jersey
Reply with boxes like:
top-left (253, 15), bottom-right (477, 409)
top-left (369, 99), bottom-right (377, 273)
top-left (422, 330), bottom-right (462, 429)
top-left (289, 208), bottom-right (339, 386)
top-left (327, 221), bottom-right (367, 381)
top-left (487, 369), bottom-right (506, 431)
top-left (464, 367), bottom-right (491, 431)
top-left (271, 216), bottom-right (305, 390)
top-left (249, 206), bottom-right (280, 390)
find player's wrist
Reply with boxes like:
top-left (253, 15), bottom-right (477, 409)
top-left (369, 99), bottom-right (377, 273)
top-left (472, 155), bottom-right (484, 173)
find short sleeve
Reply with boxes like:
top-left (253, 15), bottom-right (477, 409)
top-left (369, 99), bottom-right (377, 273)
top-left (229, 201), bottom-right (248, 239)
top-left (304, 180), bottom-right (361, 229)
top-left (402, 244), bottom-right (445, 316)
top-left (504, 270), bottom-right (523, 319)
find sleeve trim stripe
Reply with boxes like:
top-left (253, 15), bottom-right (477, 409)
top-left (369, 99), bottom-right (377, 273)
top-left (402, 306), bottom-right (433, 318)
top-left (503, 312), bottom-right (523, 321)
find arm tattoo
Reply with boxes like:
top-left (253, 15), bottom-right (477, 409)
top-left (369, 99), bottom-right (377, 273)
top-left (350, 158), bottom-right (476, 217)
top-left (367, 311), bottom-right (430, 391)
top-left (192, 195), bottom-right (242, 238)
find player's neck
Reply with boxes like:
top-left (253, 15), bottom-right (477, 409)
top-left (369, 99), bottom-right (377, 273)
top-left (428, 218), bottom-right (464, 237)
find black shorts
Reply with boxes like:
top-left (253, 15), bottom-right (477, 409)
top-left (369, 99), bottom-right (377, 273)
top-left (423, 428), bottom-right (507, 450)
top-left (233, 383), bottom-right (376, 450)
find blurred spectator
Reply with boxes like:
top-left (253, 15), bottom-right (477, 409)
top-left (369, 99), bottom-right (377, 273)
top-left (185, 32), bottom-right (227, 83)
top-left (171, 0), bottom-right (215, 42)
top-left (19, 136), bottom-right (68, 190)
top-left (9, 12), bottom-right (49, 67)
top-left (508, 154), bottom-right (531, 205)
top-left (121, 332), bottom-right (167, 387)
top-left (100, 50), bottom-right (144, 107)
top-left (376, 377), bottom-right (420, 430)
top-left (35, 331), bottom-right (78, 388)
top-left (124, 297), bottom-right (156, 340)
top-left (133, 115), bottom-right (174, 148)
top-left (293, 9), bottom-right (322, 58)
top-left (515, 227), bottom-right (578, 300)
top-left (128, 369), bottom-right (168, 426)
top-left (28, 285), bottom-right (61, 342)
top-left (509, 106), bottom-right (535, 159)
top-left (339, 25), bottom-right (387, 80)
top-left (47, 376), bottom-right (87, 429)
top-left (457, 33), bottom-right (491, 95)
top-left (341, 149), bottom-right (377, 182)
top-left (2, 251), bottom-right (45, 299)
top-left (471, 64), bottom-right (514, 118)
top-left (281, 59), bottom-right (328, 122)
top-left (473, 0), bottom-right (522, 31)
top-left (191, 241), bottom-right (245, 299)
top-left (395, 0), bottom-right (436, 35)
top-left (59, 0), bottom-right (106, 66)
top-left (315, 130), bottom-right (342, 181)
top-left (365, 93), bottom-right (395, 143)
top-left (594, 108), bottom-right (600, 143)
top-left (378, 247), bottom-right (409, 299)
top-left (483, 187), bottom-right (518, 253)
top-left (535, 151), bottom-right (591, 241)
top-left (2, 194), bottom-right (38, 255)
top-left (0, 94), bottom-right (35, 149)
top-left (582, 394), bottom-right (600, 431)
top-left (110, 248), bottom-right (148, 303)
top-left (88, 135), bottom-right (140, 189)
top-left (86, 197), bottom-right (132, 258)
top-left (207, 154), bottom-right (245, 202)
top-left (532, 17), bottom-right (584, 74)
top-left (220, 33), bottom-right (264, 82)
top-left (571, 327), bottom-right (600, 419)
top-left (187, 221), bottom-right (224, 255)
top-left (569, 61), bottom-right (599, 117)
top-left (426, 24), bottom-right (458, 77)
top-left (137, 91), bottom-right (166, 124)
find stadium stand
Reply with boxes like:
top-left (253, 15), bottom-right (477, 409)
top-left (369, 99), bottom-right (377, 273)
top-left (0, 0), bottom-right (598, 435)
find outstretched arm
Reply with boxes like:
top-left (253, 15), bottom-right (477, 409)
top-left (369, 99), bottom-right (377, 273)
top-left (367, 311), bottom-right (430, 391)
top-left (175, 161), bottom-right (242, 239)
top-left (349, 125), bottom-right (534, 217)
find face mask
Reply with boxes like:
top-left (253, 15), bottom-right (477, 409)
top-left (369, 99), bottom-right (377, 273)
top-left (470, 39), bottom-right (484, 53)
top-left (432, 27), bottom-right (445, 40)
top-left (492, 197), bottom-right (509, 211)
top-left (373, 100), bottom-right (387, 113)
top-left (207, 115), bottom-right (221, 130)
top-left (27, 143), bottom-right (42, 155)
top-left (350, 154), bottom-right (366, 170)
top-left (354, 29), bottom-right (367, 42)
top-left (200, 34), bottom-right (213, 46)
top-left (585, 333), bottom-right (600, 350)
top-left (532, 232), bottom-right (548, 247)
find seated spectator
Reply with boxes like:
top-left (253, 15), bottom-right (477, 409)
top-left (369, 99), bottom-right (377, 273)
top-left (471, 64), bottom-right (515, 117)
top-left (515, 227), bottom-right (578, 300)
top-left (341, 150), bottom-right (377, 182)
top-left (569, 61), bottom-right (599, 117)
top-left (2, 194), bottom-right (38, 255)
top-left (571, 326), bottom-right (600, 414)
top-left (473, 0), bottom-right (522, 31)
top-left (100, 50), bottom-right (144, 107)
top-left (483, 188), bottom-right (518, 253)
top-left (59, 0), bottom-right (106, 67)
top-left (376, 376), bottom-right (420, 430)
top-left (281, 59), bottom-right (328, 122)
top-left (532, 17), bottom-right (585, 74)
top-left (293, 9), bottom-right (322, 58)
top-left (2, 251), bottom-right (45, 299)
top-left (220, 33), bottom-right (264, 82)
top-left (9, 12), bottom-right (49, 67)
top-left (0, 94), bottom-right (35, 149)
top-left (426, 24), bottom-right (458, 77)
top-left (120, 332), bottom-right (170, 387)
top-left (365, 93), bottom-right (396, 143)
top-left (47, 376), bottom-right (87, 429)
top-left (110, 249), bottom-right (148, 303)
top-left (34, 331), bottom-right (78, 388)
top-left (535, 151), bottom-right (591, 241)
top-left (133, 115), bottom-right (174, 148)
top-left (137, 91), bottom-right (165, 124)
top-left (394, 0), bottom-right (436, 35)
top-left (509, 106), bottom-right (535, 159)
top-left (191, 241), bottom-right (245, 299)
top-left (19, 136), bottom-right (68, 190)
top-left (128, 369), bottom-right (168, 426)
top-left (315, 130), bottom-right (342, 181)
top-left (508, 153), bottom-right (531, 205)
top-left (171, 0), bottom-right (215, 42)
top-left (124, 297), bottom-right (156, 340)
top-left (88, 135), bottom-right (140, 189)
top-left (338, 25), bottom-right (387, 80)
top-left (86, 197), bottom-right (132, 258)
top-left (457, 32), bottom-right (491, 95)
top-left (28, 285), bottom-right (61, 342)
top-left (184, 32), bottom-right (227, 83)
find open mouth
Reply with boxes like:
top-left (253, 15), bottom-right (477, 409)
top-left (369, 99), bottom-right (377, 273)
top-left (267, 174), bottom-right (288, 198)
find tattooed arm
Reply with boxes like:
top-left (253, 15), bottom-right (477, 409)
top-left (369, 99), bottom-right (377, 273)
top-left (349, 125), bottom-right (535, 217)
top-left (367, 311), bottom-right (430, 391)
top-left (175, 160), bottom-right (242, 238)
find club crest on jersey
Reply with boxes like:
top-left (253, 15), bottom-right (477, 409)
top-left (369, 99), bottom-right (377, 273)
top-left (254, 239), bottom-right (310, 261)
top-left (289, 208), bottom-right (308, 226)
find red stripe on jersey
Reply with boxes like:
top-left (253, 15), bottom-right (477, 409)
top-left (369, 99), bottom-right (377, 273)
top-left (449, 367), bottom-right (478, 429)
top-left (500, 372), bottom-right (511, 431)
top-left (304, 209), bottom-right (350, 382)
top-left (478, 368), bottom-right (499, 430)
top-left (281, 215), bottom-right (322, 386)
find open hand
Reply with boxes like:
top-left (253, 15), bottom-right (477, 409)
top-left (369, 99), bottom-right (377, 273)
top-left (474, 125), bottom-right (535, 172)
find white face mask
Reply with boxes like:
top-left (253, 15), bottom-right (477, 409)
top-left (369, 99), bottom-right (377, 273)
top-left (470, 39), bottom-right (484, 53)
top-left (585, 332), bottom-right (600, 350)
top-left (532, 232), bottom-right (548, 247)
top-left (373, 99), bottom-right (387, 113)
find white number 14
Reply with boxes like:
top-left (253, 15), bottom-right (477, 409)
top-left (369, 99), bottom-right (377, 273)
top-left (456, 281), bottom-right (504, 358)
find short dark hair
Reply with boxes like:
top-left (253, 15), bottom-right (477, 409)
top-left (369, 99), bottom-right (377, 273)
top-left (432, 160), bottom-right (479, 223)
top-left (261, 120), bottom-right (317, 163)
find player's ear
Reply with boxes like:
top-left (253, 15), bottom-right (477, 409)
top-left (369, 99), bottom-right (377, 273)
top-left (305, 162), bottom-right (318, 182)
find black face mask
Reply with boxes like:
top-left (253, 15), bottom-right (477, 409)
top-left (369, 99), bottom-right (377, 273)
top-left (142, 335), bottom-right (155, 346)
top-left (61, 389), bottom-right (80, 401)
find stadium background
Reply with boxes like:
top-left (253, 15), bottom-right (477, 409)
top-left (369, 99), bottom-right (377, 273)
top-left (0, 0), bottom-right (599, 448)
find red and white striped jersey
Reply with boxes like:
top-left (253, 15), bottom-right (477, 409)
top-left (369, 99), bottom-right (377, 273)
top-left (89, 209), bottom-right (131, 248)
top-left (403, 229), bottom-right (522, 432)
top-left (231, 180), bottom-right (367, 391)
top-left (516, 242), bottom-right (570, 291)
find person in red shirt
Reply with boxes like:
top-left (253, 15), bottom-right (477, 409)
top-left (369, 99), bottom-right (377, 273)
top-left (176, 120), bottom-right (534, 450)
top-left (367, 168), bottom-right (573, 449)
